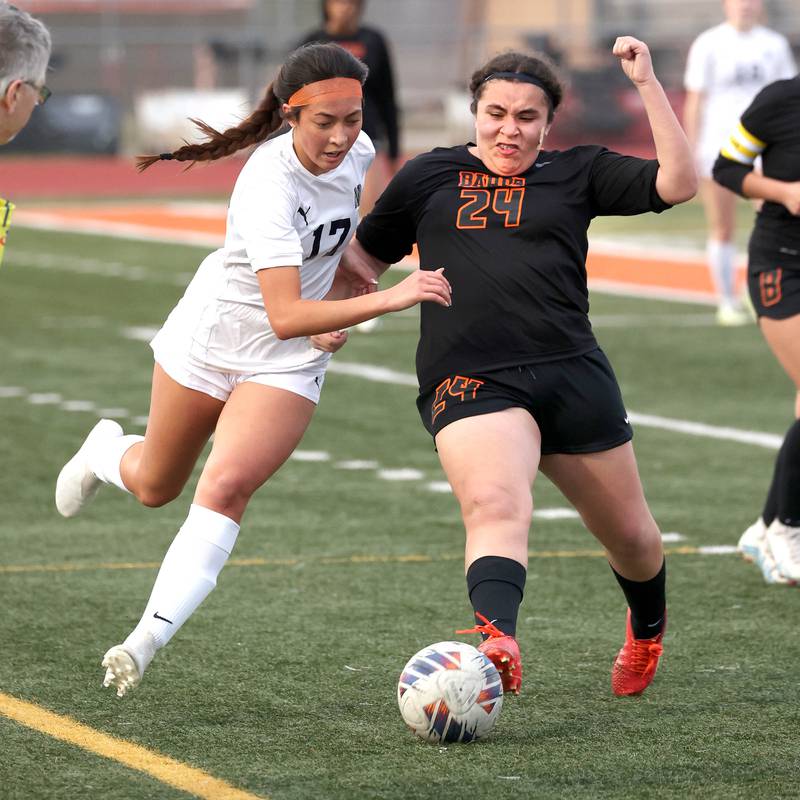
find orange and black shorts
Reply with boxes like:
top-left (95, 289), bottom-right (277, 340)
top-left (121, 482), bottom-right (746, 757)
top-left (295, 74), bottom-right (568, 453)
top-left (416, 348), bottom-right (633, 455)
top-left (748, 268), bottom-right (800, 321)
top-left (748, 243), bottom-right (800, 320)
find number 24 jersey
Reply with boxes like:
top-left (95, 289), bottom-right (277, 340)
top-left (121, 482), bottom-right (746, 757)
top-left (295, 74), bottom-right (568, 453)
top-left (357, 144), bottom-right (670, 391)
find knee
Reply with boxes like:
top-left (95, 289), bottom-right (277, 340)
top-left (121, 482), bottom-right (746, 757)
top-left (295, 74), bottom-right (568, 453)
top-left (605, 518), bottom-right (661, 560)
top-left (196, 467), bottom-right (255, 516)
top-left (459, 483), bottom-right (532, 528)
top-left (135, 482), bottom-right (182, 508)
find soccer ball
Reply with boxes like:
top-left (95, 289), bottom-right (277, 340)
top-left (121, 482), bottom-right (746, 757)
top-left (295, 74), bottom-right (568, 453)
top-left (397, 640), bottom-right (503, 743)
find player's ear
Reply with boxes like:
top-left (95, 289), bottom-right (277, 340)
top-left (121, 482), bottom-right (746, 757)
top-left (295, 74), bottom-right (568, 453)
top-left (282, 103), bottom-right (298, 128)
top-left (1, 79), bottom-right (21, 111)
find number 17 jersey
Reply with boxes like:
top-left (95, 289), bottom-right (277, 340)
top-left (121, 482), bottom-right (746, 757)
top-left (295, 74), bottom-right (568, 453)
top-left (356, 144), bottom-right (670, 392)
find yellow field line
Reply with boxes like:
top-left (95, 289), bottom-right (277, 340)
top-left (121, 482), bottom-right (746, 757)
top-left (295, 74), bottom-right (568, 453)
top-left (0, 692), bottom-right (266, 800)
top-left (0, 545), bottom-right (726, 576)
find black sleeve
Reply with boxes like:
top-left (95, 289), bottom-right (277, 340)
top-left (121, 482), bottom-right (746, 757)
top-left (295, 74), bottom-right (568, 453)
top-left (368, 30), bottom-right (400, 160)
top-left (356, 160), bottom-right (418, 263)
top-left (712, 81), bottom-right (781, 196)
top-left (589, 149), bottom-right (671, 216)
top-left (711, 155), bottom-right (750, 196)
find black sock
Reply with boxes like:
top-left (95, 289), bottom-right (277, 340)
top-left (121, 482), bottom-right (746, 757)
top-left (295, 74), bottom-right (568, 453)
top-left (466, 556), bottom-right (526, 638)
top-left (775, 419), bottom-right (800, 527)
top-left (762, 468), bottom-right (778, 527)
top-left (610, 560), bottom-right (666, 639)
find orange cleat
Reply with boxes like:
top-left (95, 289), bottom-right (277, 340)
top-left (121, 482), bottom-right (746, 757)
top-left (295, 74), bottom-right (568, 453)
top-left (611, 609), bottom-right (665, 697)
top-left (457, 612), bottom-right (522, 695)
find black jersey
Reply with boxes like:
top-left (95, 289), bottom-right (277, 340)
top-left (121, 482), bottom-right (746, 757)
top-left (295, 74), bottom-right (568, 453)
top-left (713, 76), bottom-right (800, 253)
top-left (297, 27), bottom-right (400, 159)
top-left (357, 145), bottom-right (669, 392)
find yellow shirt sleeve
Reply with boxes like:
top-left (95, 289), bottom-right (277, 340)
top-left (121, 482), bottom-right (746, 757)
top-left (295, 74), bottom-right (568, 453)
top-left (0, 198), bottom-right (15, 269)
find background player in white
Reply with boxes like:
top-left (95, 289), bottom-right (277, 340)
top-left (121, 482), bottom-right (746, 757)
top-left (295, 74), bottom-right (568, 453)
top-left (54, 43), bottom-right (451, 698)
top-left (683, 0), bottom-right (795, 325)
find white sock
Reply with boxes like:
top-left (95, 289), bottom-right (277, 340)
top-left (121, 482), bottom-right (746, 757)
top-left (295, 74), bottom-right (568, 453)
top-left (122, 504), bottom-right (240, 673)
top-left (707, 240), bottom-right (737, 306)
top-left (88, 434), bottom-right (143, 493)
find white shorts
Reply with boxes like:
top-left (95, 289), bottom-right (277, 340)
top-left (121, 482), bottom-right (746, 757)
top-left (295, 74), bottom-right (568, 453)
top-left (152, 343), bottom-right (327, 405)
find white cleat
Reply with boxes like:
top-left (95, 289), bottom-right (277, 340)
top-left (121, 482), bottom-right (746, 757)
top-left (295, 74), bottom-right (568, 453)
top-left (738, 518), bottom-right (768, 563)
top-left (715, 304), bottom-right (750, 327)
top-left (766, 520), bottom-right (800, 583)
top-left (55, 419), bottom-right (123, 518)
top-left (737, 517), bottom-right (792, 584)
top-left (102, 646), bottom-right (142, 698)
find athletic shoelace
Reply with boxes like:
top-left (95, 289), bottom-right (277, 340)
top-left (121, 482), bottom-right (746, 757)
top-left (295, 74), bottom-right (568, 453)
top-left (456, 611), bottom-right (507, 638)
top-left (625, 638), bottom-right (664, 676)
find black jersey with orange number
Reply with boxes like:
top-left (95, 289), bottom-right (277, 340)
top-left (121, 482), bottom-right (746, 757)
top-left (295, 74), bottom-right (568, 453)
top-left (713, 76), bottom-right (800, 254)
top-left (356, 144), bottom-right (670, 392)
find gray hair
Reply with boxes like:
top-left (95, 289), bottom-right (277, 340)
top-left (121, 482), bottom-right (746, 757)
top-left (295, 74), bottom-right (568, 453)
top-left (0, 4), bottom-right (52, 95)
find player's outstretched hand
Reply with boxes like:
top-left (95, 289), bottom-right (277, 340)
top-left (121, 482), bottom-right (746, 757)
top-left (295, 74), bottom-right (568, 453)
top-left (384, 267), bottom-right (452, 312)
top-left (311, 330), bottom-right (349, 353)
top-left (613, 36), bottom-right (655, 86)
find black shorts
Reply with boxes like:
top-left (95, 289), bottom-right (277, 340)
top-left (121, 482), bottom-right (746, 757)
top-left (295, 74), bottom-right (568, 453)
top-left (416, 348), bottom-right (633, 455)
top-left (748, 244), bottom-right (800, 320)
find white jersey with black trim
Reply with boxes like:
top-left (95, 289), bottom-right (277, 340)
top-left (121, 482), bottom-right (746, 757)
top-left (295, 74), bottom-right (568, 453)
top-left (684, 23), bottom-right (795, 174)
top-left (153, 129), bottom-right (374, 373)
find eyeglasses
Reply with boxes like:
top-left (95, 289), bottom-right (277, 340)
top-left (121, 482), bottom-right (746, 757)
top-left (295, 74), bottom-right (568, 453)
top-left (23, 81), bottom-right (51, 106)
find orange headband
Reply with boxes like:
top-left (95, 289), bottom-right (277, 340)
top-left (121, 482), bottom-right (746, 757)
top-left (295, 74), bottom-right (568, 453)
top-left (287, 77), bottom-right (363, 107)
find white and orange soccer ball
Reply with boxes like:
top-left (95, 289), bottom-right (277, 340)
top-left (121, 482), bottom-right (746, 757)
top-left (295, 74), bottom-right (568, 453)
top-left (397, 641), bottom-right (503, 743)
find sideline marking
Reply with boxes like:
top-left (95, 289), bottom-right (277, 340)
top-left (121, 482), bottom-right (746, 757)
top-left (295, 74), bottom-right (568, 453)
top-left (0, 545), bottom-right (736, 576)
top-left (0, 692), bottom-right (266, 800)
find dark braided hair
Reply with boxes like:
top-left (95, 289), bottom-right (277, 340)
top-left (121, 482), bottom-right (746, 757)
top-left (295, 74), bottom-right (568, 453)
top-left (469, 51), bottom-right (564, 122)
top-left (137, 42), bottom-right (368, 171)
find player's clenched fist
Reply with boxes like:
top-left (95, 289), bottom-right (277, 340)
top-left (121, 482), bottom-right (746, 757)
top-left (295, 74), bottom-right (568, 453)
top-left (612, 36), bottom-right (655, 86)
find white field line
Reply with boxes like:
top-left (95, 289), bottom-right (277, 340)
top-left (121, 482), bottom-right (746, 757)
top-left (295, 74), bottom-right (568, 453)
top-left (326, 361), bottom-right (783, 451)
top-left (118, 332), bottom-right (785, 451)
top-left (17, 321), bottom-right (785, 452)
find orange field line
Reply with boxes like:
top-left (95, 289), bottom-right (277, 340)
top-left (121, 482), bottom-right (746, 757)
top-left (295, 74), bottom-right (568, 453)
top-left (16, 202), bottom-right (734, 296)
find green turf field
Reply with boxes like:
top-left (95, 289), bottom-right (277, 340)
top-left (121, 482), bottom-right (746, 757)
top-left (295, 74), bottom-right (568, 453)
top-left (2, 220), bottom-right (799, 800)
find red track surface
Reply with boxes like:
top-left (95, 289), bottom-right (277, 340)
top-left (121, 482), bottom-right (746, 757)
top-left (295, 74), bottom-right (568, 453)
top-left (0, 141), bottom-right (654, 200)
top-left (0, 156), bottom-right (246, 199)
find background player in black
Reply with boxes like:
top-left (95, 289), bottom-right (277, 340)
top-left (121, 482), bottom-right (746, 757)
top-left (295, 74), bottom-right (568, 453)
top-left (298, 0), bottom-right (400, 214)
top-left (713, 75), bottom-right (800, 584)
top-left (343, 37), bottom-right (697, 697)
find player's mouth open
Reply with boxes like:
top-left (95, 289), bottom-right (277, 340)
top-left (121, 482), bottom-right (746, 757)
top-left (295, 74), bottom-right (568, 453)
top-left (496, 143), bottom-right (518, 154)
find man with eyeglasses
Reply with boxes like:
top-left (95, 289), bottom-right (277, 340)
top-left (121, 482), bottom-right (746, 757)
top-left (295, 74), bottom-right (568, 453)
top-left (0, 3), bottom-right (52, 266)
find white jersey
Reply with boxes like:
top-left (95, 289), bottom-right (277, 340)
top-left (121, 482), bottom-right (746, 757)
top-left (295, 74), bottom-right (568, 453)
top-left (152, 128), bottom-right (374, 373)
top-left (684, 23), bottom-right (795, 174)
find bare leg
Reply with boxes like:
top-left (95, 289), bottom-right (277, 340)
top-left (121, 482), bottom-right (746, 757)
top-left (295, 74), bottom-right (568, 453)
top-left (103, 381), bottom-right (317, 696)
top-left (120, 364), bottom-right (224, 506)
top-left (540, 442), bottom-right (663, 580)
top-left (194, 381), bottom-right (316, 523)
top-left (436, 408), bottom-right (540, 693)
top-left (435, 408), bottom-right (541, 569)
